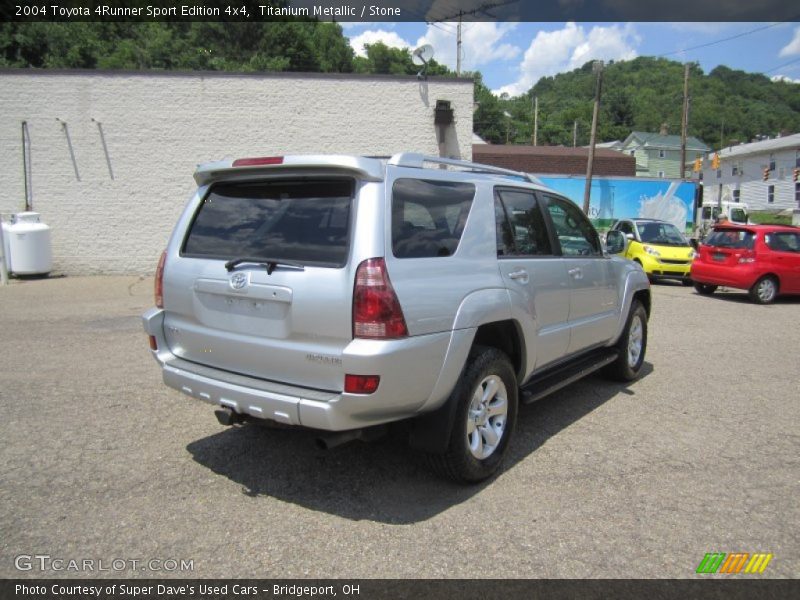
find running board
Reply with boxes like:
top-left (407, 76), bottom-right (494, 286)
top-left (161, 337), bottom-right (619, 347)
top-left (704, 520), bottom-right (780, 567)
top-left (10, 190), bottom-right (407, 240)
top-left (520, 349), bottom-right (619, 404)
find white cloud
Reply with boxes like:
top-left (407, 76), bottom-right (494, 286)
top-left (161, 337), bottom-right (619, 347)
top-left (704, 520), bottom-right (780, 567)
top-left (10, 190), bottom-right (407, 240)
top-left (348, 29), bottom-right (412, 58)
top-left (771, 74), bottom-right (800, 84)
top-left (779, 26), bottom-right (800, 57)
top-left (493, 23), bottom-right (640, 97)
top-left (416, 22), bottom-right (520, 72)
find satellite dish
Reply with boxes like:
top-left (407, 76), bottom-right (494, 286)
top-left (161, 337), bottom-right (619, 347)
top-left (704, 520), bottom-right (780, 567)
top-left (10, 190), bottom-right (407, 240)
top-left (412, 44), bottom-right (434, 66)
top-left (412, 44), bottom-right (435, 80)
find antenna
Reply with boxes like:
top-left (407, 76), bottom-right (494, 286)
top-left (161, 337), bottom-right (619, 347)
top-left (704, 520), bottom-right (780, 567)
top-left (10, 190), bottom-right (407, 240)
top-left (412, 44), bottom-right (435, 80)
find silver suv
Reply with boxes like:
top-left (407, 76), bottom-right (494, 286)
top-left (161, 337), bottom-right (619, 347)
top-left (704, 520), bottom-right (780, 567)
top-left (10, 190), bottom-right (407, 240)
top-left (143, 153), bottom-right (650, 482)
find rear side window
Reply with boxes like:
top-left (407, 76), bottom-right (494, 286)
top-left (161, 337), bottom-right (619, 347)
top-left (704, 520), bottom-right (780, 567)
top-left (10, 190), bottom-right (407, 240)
top-left (704, 229), bottom-right (755, 250)
top-left (495, 189), bottom-right (553, 256)
top-left (392, 179), bottom-right (475, 258)
top-left (765, 232), bottom-right (800, 253)
top-left (182, 179), bottom-right (353, 267)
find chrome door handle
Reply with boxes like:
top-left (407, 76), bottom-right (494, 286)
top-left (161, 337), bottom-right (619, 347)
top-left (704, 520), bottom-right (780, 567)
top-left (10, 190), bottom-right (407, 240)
top-left (508, 269), bottom-right (529, 283)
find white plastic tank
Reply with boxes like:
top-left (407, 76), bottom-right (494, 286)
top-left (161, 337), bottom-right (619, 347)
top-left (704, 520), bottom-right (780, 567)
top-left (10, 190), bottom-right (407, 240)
top-left (1, 212), bottom-right (52, 276)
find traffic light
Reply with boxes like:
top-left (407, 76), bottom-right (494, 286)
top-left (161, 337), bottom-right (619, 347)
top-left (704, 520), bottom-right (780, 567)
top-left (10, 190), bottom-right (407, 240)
top-left (711, 153), bottom-right (720, 169)
top-left (794, 167), bottom-right (799, 182)
top-left (763, 167), bottom-right (770, 181)
top-left (693, 158), bottom-right (702, 172)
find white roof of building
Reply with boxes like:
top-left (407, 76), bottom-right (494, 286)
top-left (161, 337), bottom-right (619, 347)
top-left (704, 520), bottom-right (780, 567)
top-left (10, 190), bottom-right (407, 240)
top-left (718, 133), bottom-right (800, 159)
top-left (472, 133), bottom-right (488, 144)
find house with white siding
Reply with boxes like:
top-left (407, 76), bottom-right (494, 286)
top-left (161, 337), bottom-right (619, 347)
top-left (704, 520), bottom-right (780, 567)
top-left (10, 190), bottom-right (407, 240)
top-left (620, 129), bottom-right (710, 178)
top-left (699, 133), bottom-right (800, 213)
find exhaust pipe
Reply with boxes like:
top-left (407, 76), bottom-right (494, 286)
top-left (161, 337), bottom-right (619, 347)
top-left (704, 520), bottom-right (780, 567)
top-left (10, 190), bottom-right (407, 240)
top-left (214, 406), bottom-right (243, 426)
top-left (315, 425), bottom-right (387, 450)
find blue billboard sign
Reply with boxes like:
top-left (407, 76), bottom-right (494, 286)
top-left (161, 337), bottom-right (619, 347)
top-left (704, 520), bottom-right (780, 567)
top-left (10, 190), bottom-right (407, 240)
top-left (538, 176), bottom-right (697, 232)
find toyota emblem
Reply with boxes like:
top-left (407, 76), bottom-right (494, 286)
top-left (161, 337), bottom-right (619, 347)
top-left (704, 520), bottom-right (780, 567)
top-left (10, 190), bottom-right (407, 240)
top-left (229, 272), bottom-right (249, 290)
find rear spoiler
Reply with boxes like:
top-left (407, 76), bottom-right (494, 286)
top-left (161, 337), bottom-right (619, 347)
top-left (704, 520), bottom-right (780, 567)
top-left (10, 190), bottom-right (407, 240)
top-left (193, 155), bottom-right (387, 186)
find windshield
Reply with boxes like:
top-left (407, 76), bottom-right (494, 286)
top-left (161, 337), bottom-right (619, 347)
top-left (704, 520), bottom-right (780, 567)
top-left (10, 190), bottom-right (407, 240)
top-left (704, 229), bottom-right (755, 250)
top-left (730, 208), bottom-right (747, 222)
top-left (636, 222), bottom-right (688, 246)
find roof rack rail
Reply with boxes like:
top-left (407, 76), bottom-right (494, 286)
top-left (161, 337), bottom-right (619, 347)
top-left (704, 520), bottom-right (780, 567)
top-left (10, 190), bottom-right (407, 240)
top-left (388, 153), bottom-right (541, 184)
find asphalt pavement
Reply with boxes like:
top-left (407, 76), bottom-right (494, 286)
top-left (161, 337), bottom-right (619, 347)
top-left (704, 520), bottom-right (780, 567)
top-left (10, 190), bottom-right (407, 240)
top-left (0, 276), bottom-right (797, 579)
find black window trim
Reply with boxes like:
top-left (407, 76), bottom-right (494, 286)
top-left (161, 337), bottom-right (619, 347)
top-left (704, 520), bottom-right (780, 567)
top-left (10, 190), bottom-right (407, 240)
top-left (493, 186), bottom-right (559, 259)
top-left (538, 192), bottom-right (605, 258)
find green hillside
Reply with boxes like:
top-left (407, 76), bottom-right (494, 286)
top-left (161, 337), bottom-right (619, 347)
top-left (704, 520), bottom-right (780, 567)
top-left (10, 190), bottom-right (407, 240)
top-left (479, 56), bottom-right (800, 149)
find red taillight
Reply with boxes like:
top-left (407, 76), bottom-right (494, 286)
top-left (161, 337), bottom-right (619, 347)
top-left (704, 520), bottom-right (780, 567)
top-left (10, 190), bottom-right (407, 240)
top-left (353, 258), bottom-right (408, 339)
top-left (345, 374), bottom-right (380, 394)
top-left (232, 156), bottom-right (284, 167)
top-left (154, 250), bottom-right (166, 308)
top-left (148, 335), bottom-right (158, 351)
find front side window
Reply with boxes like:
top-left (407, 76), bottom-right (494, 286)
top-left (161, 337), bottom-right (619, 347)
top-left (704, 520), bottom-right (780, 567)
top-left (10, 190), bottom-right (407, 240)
top-left (543, 195), bottom-right (601, 256)
top-left (494, 189), bottom-right (553, 257)
top-left (183, 179), bottom-right (353, 267)
top-left (616, 221), bottom-right (634, 236)
top-left (391, 178), bottom-right (475, 258)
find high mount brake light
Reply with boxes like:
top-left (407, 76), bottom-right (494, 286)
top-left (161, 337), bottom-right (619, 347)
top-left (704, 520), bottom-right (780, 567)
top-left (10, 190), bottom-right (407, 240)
top-left (232, 156), bottom-right (284, 167)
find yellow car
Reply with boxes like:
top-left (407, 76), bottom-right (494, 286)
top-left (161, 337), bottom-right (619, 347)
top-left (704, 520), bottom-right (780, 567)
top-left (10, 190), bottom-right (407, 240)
top-left (610, 218), bottom-right (696, 285)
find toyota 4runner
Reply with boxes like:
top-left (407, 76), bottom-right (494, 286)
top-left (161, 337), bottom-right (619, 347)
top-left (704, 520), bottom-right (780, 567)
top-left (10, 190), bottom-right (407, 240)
top-left (143, 153), bottom-right (651, 482)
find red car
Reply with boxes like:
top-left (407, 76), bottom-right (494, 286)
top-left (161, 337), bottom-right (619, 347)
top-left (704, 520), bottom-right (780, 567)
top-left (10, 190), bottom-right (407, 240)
top-left (691, 224), bottom-right (800, 304)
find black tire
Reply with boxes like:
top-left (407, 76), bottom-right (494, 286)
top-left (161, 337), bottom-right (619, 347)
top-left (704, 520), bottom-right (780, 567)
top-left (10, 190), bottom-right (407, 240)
top-left (425, 346), bottom-right (518, 484)
top-left (604, 301), bottom-right (648, 382)
top-left (749, 276), bottom-right (778, 304)
top-left (693, 282), bottom-right (717, 295)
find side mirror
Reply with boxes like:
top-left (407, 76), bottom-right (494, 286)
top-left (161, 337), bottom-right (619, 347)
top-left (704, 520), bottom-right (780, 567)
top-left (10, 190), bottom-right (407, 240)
top-left (606, 230), bottom-right (626, 254)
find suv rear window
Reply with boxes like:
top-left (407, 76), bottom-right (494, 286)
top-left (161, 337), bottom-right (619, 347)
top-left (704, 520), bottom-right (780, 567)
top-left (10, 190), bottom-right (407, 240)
top-left (392, 179), bottom-right (475, 258)
top-left (705, 229), bottom-right (755, 250)
top-left (182, 179), bottom-right (353, 267)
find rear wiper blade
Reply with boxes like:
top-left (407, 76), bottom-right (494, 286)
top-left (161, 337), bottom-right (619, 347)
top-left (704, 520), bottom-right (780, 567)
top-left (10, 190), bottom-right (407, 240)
top-left (224, 257), bottom-right (305, 274)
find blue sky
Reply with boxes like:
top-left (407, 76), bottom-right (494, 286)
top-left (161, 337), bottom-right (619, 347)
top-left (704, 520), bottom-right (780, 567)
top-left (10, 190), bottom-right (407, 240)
top-left (340, 22), bottom-right (800, 95)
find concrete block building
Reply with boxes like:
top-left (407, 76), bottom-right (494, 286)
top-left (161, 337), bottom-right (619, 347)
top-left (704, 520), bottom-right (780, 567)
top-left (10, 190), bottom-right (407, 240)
top-left (0, 69), bottom-right (473, 275)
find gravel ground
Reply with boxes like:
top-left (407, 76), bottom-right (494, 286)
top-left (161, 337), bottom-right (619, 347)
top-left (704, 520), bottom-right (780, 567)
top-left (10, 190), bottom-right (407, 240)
top-left (0, 276), bottom-right (797, 579)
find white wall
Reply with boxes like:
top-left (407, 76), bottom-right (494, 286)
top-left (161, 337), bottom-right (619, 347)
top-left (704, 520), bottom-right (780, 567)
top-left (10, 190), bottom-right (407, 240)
top-left (0, 70), bottom-right (473, 274)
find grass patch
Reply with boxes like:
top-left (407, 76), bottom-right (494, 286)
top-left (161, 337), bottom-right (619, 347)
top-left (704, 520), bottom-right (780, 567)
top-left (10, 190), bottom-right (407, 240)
top-left (749, 212), bottom-right (793, 225)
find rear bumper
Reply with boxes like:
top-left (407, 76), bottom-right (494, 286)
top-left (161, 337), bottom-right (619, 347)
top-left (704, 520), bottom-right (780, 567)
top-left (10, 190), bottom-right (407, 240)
top-left (142, 308), bottom-right (455, 431)
top-left (690, 262), bottom-right (756, 290)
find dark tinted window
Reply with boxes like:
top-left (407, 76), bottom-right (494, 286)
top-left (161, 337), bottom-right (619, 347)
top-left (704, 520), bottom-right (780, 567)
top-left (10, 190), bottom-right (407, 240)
top-left (616, 221), bottom-right (634, 236)
top-left (183, 179), bottom-right (353, 267)
top-left (495, 189), bottom-right (553, 256)
top-left (765, 232), bottom-right (800, 253)
top-left (392, 179), bottom-right (475, 258)
top-left (543, 195), bottom-right (601, 256)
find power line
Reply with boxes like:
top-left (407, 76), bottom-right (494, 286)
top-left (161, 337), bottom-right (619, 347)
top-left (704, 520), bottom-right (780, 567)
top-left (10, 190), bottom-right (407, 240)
top-left (764, 56), bottom-right (800, 74)
top-left (657, 22), bottom-right (787, 58)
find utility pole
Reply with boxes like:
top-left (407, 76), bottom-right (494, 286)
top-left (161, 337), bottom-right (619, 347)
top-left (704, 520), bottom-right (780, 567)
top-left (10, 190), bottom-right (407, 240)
top-left (583, 61), bottom-right (603, 215)
top-left (680, 63), bottom-right (689, 180)
top-left (531, 96), bottom-right (538, 146)
top-left (456, 13), bottom-right (462, 76)
top-left (573, 120), bottom-right (578, 147)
